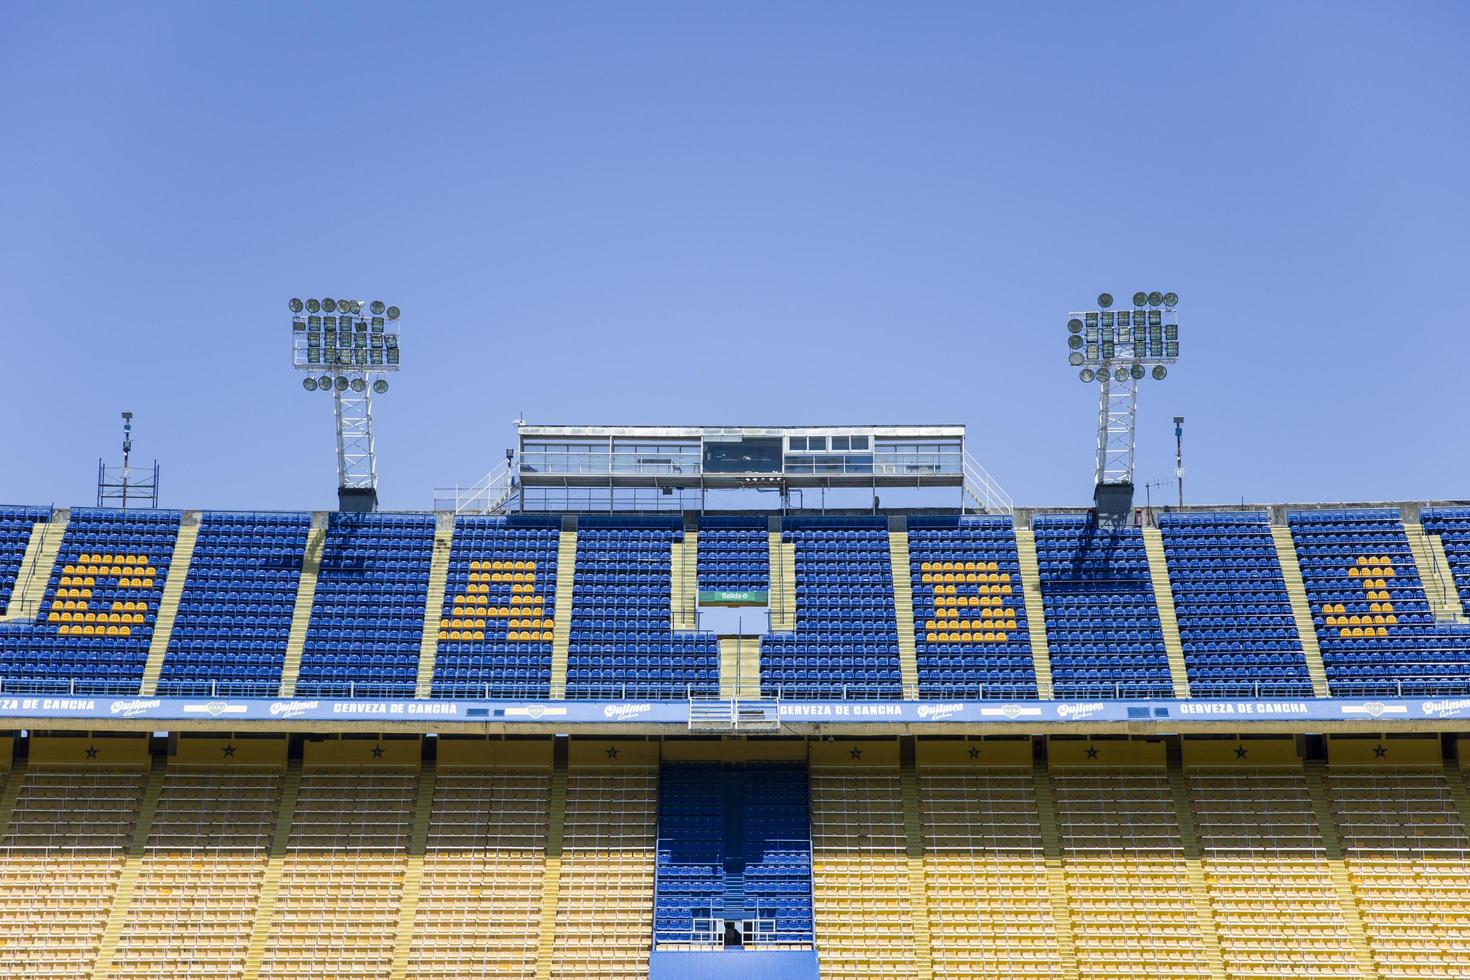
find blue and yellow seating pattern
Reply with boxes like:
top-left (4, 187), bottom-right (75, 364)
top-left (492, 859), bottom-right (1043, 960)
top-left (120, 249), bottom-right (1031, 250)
top-left (439, 559), bottom-right (554, 643)
top-left (919, 560), bottom-right (1017, 644)
top-left (45, 552), bottom-right (155, 638)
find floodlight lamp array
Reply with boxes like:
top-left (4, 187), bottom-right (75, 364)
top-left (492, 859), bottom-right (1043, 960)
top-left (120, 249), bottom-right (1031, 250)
top-left (1067, 290), bottom-right (1179, 383)
top-left (290, 296), bottom-right (401, 395)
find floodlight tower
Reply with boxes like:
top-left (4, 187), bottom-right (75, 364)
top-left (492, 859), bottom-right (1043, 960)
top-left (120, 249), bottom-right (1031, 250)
top-left (289, 296), bottom-right (402, 512)
top-left (1065, 290), bottom-right (1180, 523)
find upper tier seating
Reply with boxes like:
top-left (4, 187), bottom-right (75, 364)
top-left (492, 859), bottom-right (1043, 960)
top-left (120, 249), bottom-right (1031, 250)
top-left (761, 518), bottom-right (903, 699)
top-left (1159, 512), bottom-right (1313, 697)
top-left (431, 515), bottom-right (560, 698)
top-left (1290, 509), bottom-right (1470, 695)
top-left (1421, 508), bottom-right (1470, 617)
top-left (0, 505), bottom-right (49, 611)
top-left (654, 764), bottom-right (814, 947)
top-left (158, 512), bottom-right (312, 696)
top-left (696, 516), bottom-right (770, 593)
top-left (566, 517), bottom-right (718, 699)
top-left (1032, 515), bottom-right (1172, 698)
top-left (296, 513), bottom-right (435, 697)
top-left (907, 515), bottom-right (1037, 698)
top-left (0, 508), bottom-right (180, 694)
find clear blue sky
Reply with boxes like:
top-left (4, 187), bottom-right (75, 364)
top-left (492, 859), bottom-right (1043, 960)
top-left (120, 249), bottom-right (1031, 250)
top-left (3, 2), bottom-right (1467, 512)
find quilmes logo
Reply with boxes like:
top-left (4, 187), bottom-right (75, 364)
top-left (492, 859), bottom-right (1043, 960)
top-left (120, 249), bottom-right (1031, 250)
top-left (917, 703), bottom-right (965, 721)
top-left (603, 702), bottom-right (653, 721)
top-left (1057, 702), bottom-right (1107, 721)
top-left (1422, 698), bottom-right (1470, 718)
top-left (109, 698), bottom-right (161, 718)
top-left (269, 700), bottom-right (320, 719)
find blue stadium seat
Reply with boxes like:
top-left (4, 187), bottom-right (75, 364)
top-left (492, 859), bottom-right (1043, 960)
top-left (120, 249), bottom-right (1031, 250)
top-left (697, 516), bottom-right (770, 594)
top-left (0, 505), bottom-right (50, 612)
top-left (1159, 512), bottom-right (1313, 698)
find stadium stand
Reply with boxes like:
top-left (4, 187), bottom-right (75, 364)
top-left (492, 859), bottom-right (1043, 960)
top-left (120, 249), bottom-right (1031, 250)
top-left (430, 515), bottom-right (560, 698)
top-left (406, 744), bottom-right (551, 978)
top-left (108, 757), bottom-right (285, 977)
top-left (761, 518), bottom-right (904, 699)
top-left (566, 517), bottom-right (718, 699)
top-left (808, 744), bottom-right (918, 978)
top-left (295, 512), bottom-right (435, 697)
top-left (155, 512), bottom-right (312, 696)
top-left (695, 517), bottom-right (771, 594)
top-left (0, 508), bottom-right (180, 694)
top-left (1158, 512), bottom-right (1314, 698)
top-left (256, 758), bottom-right (417, 978)
top-left (906, 515), bottom-right (1038, 699)
top-left (550, 745), bottom-right (658, 979)
top-left (654, 764), bottom-right (813, 948)
top-left (1291, 508), bottom-right (1470, 695)
top-left (0, 506), bottom-right (49, 613)
top-left (916, 741), bottom-right (1070, 979)
top-left (1421, 507), bottom-right (1470, 618)
top-left (1032, 514), bottom-right (1173, 698)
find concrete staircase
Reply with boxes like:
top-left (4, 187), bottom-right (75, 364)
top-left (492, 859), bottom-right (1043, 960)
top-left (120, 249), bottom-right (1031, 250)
top-left (1406, 523), bottom-right (1467, 623)
top-left (388, 761), bottom-right (438, 980)
top-left (888, 531), bottom-right (920, 699)
top-left (718, 635), bottom-right (762, 699)
top-left (1305, 761), bottom-right (1381, 979)
top-left (2, 511), bottom-right (68, 621)
top-left (549, 529), bottom-right (577, 699)
top-left (1270, 525), bottom-right (1331, 698)
top-left (1013, 529), bottom-right (1055, 699)
top-left (767, 530), bottom-right (796, 632)
top-left (1165, 760), bottom-right (1231, 980)
top-left (671, 530), bottom-right (699, 630)
top-left (532, 757), bottom-right (568, 980)
top-left (278, 514), bottom-right (327, 699)
top-left (241, 758), bottom-right (303, 980)
top-left (898, 754), bottom-right (935, 979)
top-left (1030, 762), bottom-right (1080, 979)
top-left (0, 759), bottom-right (29, 841)
top-left (91, 756), bottom-right (167, 979)
top-left (139, 514), bottom-right (201, 696)
top-left (414, 514), bottom-right (455, 698)
top-left (1142, 528), bottom-right (1191, 698)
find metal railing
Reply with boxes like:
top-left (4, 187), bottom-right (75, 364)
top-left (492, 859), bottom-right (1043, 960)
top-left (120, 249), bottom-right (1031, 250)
top-left (432, 458), bottom-right (517, 515)
top-left (963, 452), bottom-right (1013, 515)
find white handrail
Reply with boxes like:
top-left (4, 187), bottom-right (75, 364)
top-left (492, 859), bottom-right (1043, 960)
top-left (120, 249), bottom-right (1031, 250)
top-left (962, 452), bottom-right (1013, 515)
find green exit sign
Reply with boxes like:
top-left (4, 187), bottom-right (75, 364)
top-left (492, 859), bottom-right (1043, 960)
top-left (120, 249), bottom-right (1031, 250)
top-left (698, 589), bottom-right (769, 607)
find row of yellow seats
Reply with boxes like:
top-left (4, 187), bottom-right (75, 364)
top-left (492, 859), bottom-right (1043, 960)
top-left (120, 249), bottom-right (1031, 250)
top-left (58, 624), bottom-right (133, 637)
top-left (469, 560), bottom-right (537, 572)
top-left (1326, 613), bottom-right (1397, 627)
top-left (75, 552), bottom-right (151, 564)
top-left (928, 582), bottom-right (1014, 597)
top-left (443, 617), bottom-right (552, 631)
top-left (439, 630), bottom-right (549, 642)
top-left (62, 577), bottom-right (153, 591)
top-left (468, 571), bottom-right (538, 584)
top-left (934, 594), bottom-right (1012, 608)
top-left (922, 560), bottom-right (1002, 573)
top-left (54, 587), bottom-right (93, 600)
top-left (1339, 626), bottom-right (1392, 638)
top-left (461, 582), bottom-right (541, 596)
top-left (1353, 555), bottom-right (1395, 567)
top-left (446, 607), bottom-right (544, 621)
top-left (49, 611), bottom-right (143, 625)
top-left (1360, 589), bottom-right (1393, 602)
top-left (926, 631), bottom-right (1012, 643)
top-left (921, 572), bottom-right (1012, 585)
top-left (928, 609), bottom-right (1014, 625)
top-left (452, 593), bottom-right (542, 608)
top-left (60, 568), bottom-right (156, 585)
top-left (1348, 566), bottom-right (1395, 579)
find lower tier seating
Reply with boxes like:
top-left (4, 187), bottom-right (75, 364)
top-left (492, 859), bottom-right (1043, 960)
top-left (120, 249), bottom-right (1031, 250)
top-left (407, 766), bottom-right (551, 978)
top-left (1188, 768), bottom-right (1363, 978)
top-left (550, 766), bottom-right (658, 979)
top-left (110, 767), bottom-right (283, 977)
top-left (1329, 769), bottom-right (1470, 978)
top-left (808, 767), bottom-right (919, 978)
top-left (1051, 769), bottom-right (1214, 979)
top-left (257, 769), bottom-right (416, 978)
top-left (0, 767), bottom-right (148, 978)
top-left (918, 767), bottom-right (1066, 978)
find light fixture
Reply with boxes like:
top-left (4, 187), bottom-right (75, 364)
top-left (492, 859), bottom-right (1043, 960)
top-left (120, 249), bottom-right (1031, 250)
top-left (1097, 293), bottom-right (1113, 309)
top-left (1068, 317), bottom-right (1083, 333)
top-left (289, 298), bottom-right (304, 313)
top-left (1069, 351), bottom-right (1085, 366)
top-left (373, 379), bottom-right (389, 394)
top-left (318, 375), bottom-right (333, 391)
top-left (323, 298), bottom-right (337, 312)
top-left (1153, 365), bottom-right (1167, 380)
top-left (370, 300), bottom-right (385, 315)
top-left (1130, 364), bottom-right (1145, 380)
top-left (1068, 334), bottom-right (1084, 350)
top-left (1112, 367), bottom-right (1127, 381)
top-left (350, 378), bottom-right (366, 392)
top-left (1079, 368), bottom-right (1095, 382)
top-left (306, 298), bottom-right (321, 313)
top-left (1132, 291), bottom-right (1147, 307)
top-left (302, 377), bottom-right (318, 391)
top-left (1163, 291), bottom-right (1179, 307)
top-left (386, 305), bottom-right (400, 320)
top-left (1148, 291), bottom-right (1163, 306)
